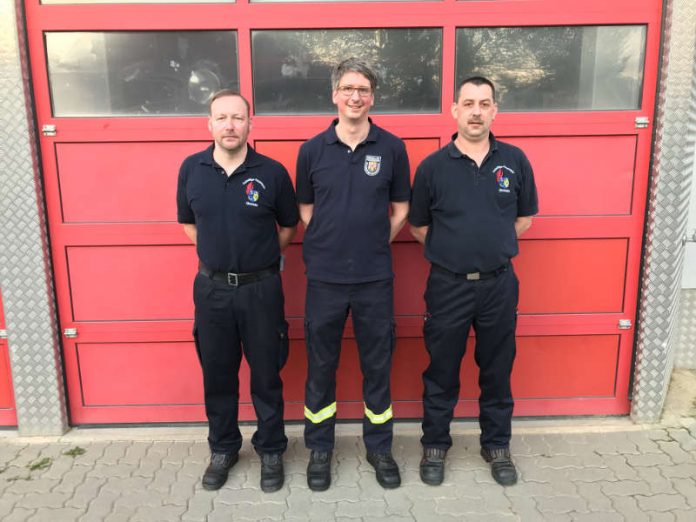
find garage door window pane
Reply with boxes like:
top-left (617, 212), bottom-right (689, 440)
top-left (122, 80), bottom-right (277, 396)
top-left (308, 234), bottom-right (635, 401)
top-left (456, 26), bottom-right (646, 111)
top-left (252, 29), bottom-right (442, 114)
top-left (42, 0), bottom-right (232, 4)
top-left (252, 0), bottom-right (424, 2)
top-left (46, 31), bottom-right (238, 116)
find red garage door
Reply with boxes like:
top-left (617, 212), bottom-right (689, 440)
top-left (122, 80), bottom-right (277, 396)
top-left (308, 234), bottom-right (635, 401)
top-left (25, 0), bottom-right (661, 423)
top-left (0, 289), bottom-right (17, 426)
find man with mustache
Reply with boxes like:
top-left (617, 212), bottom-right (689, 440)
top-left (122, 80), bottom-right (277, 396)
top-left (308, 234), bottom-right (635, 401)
top-left (177, 90), bottom-right (299, 492)
top-left (409, 77), bottom-right (538, 487)
top-left (296, 58), bottom-right (411, 491)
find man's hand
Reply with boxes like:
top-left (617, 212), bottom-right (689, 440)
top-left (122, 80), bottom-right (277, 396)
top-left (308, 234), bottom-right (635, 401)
top-left (410, 225), bottom-right (428, 245)
top-left (278, 226), bottom-right (296, 251)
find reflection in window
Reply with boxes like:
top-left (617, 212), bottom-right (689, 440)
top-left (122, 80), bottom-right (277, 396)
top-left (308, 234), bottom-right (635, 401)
top-left (252, 29), bottom-right (442, 114)
top-left (456, 26), bottom-right (646, 111)
top-left (46, 31), bottom-right (238, 116)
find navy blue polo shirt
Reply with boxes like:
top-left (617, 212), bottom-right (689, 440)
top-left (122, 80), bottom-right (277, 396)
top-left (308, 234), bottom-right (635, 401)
top-left (408, 133), bottom-right (538, 274)
top-left (296, 119), bottom-right (411, 283)
top-left (177, 144), bottom-right (299, 273)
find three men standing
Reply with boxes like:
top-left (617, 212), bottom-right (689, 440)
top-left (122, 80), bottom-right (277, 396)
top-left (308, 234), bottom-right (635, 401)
top-left (177, 90), bottom-right (299, 492)
top-left (296, 58), bottom-right (411, 491)
top-left (409, 77), bottom-right (538, 486)
top-left (179, 72), bottom-right (536, 493)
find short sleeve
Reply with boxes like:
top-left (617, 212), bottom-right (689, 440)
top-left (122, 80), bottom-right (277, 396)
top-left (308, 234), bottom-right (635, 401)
top-left (408, 160), bottom-right (432, 227)
top-left (176, 160), bottom-right (195, 224)
top-left (295, 143), bottom-right (314, 204)
top-left (517, 152), bottom-right (539, 217)
top-left (275, 166), bottom-right (300, 227)
top-left (390, 141), bottom-right (411, 202)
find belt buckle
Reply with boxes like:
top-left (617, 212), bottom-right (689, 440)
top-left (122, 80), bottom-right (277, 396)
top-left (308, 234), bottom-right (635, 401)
top-left (227, 273), bottom-right (239, 286)
top-left (466, 272), bottom-right (480, 281)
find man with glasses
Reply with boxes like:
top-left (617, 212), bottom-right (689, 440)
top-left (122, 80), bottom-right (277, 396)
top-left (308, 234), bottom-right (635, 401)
top-left (177, 90), bottom-right (299, 492)
top-left (409, 76), bottom-right (538, 487)
top-left (296, 58), bottom-right (411, 491)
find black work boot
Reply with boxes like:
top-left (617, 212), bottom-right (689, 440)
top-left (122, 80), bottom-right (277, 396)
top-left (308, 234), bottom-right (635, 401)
top-left (481, 447), bottom-right (518, 486)
top-left (202, 452), bottom-right (238, 490)
top-left (307, 450), bottom-right (332, 491)
top-left (260, 453), bottom-right (284, 492)
top-left (419, 447), bottom-right (447, 486)
top-left (366, 452), bottom-right (401, 489)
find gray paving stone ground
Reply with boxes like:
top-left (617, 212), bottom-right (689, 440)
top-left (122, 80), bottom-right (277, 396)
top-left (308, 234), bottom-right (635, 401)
top-left (1, 416), bottom-right (695, 521)
top-left (1, 370), bottom-right (695, 521)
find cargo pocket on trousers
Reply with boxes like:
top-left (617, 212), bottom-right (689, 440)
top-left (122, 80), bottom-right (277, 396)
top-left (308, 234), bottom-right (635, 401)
top-left (278, 320), bottom-right (290, 371)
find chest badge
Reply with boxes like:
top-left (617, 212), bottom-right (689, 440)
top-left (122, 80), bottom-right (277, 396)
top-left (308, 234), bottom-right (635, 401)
top-left (364, 155), bottom-right (382, 176)
top-left (243, 177), bottom-right (266, 207)
top-left (494, 166), bottom-right (514, 194)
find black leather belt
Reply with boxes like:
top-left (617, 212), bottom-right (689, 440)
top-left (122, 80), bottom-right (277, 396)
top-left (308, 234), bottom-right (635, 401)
top-left (199, 263), bottom-right (279, 286)
top-left (433, 263), bottom-right (509, 281)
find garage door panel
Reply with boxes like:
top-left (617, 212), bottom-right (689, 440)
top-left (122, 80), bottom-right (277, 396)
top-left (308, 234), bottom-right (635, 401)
top-left (57, 142), bottom-right (207, 223)
top-left (393, 242), bottom-right (429, 317)
top-left (79, 339), bottom-right (312, 408)
top-left (392, 334), bottom-right (618, 402)
top-left (75, 333), bottom-right (619, 409)
top-left (280, 244), bottom-right (306, 318)
top-left (285, 333), bottom-right (618, 406)
top-left (395, 239), bottom-right (628, 316)
top-left (516, 239), bottom-right (627, 314)
top-left (78, 342), bottom-right (204, 406)
top-left (68, 245), bottom-right (197, 321)
top-left (507, 136), bottom-right (636, 217)
top-left (512, 335), bottom-right (619, 398)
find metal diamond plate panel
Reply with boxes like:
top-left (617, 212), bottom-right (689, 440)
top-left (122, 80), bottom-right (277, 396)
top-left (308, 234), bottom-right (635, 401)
top-left (632, 0), bottom-right (696, 421)
top-left (675, 289), bottom-right (696, 368)
top-left (0, 0), bottom-right (68, 434)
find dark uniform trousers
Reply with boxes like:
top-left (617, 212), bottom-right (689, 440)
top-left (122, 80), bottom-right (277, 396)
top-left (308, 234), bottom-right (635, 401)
top-left (421, 264), bottom-right (519, 451)
top-left (304, 278), bottom-right (395, 453)
top-left (193, 271), bottom-right (289, 456)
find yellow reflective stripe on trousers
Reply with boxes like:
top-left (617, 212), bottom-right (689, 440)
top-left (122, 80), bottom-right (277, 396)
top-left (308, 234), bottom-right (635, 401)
top-left (304, 402), bottom-right (337, 424)
top-left (364, 404), bottom-right (393, 424)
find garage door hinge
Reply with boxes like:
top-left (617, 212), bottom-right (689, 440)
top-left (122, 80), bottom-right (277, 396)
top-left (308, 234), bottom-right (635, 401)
top-left (634, 117), bottom-right (649, 129)
top-left (0, 329), bottom-right (7, 340)
top-left (63, 328), bottom-right (78, 338)
top-left (618, 319), bottom-right (632, 330)
top-left (41, 124), bottom-right (57, 137)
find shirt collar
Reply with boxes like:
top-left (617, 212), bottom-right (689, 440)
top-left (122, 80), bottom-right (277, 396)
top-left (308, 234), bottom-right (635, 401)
top-left (199, 143), bottom-right (263, 171)
top-left (447, 131), bottom-right (498, 158)
top-left (324, 118), bottom-right (378, 145)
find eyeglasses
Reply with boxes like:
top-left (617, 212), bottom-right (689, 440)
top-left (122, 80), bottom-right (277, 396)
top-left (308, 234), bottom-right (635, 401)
top-left (337, 85), bottom-right (372, 97)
